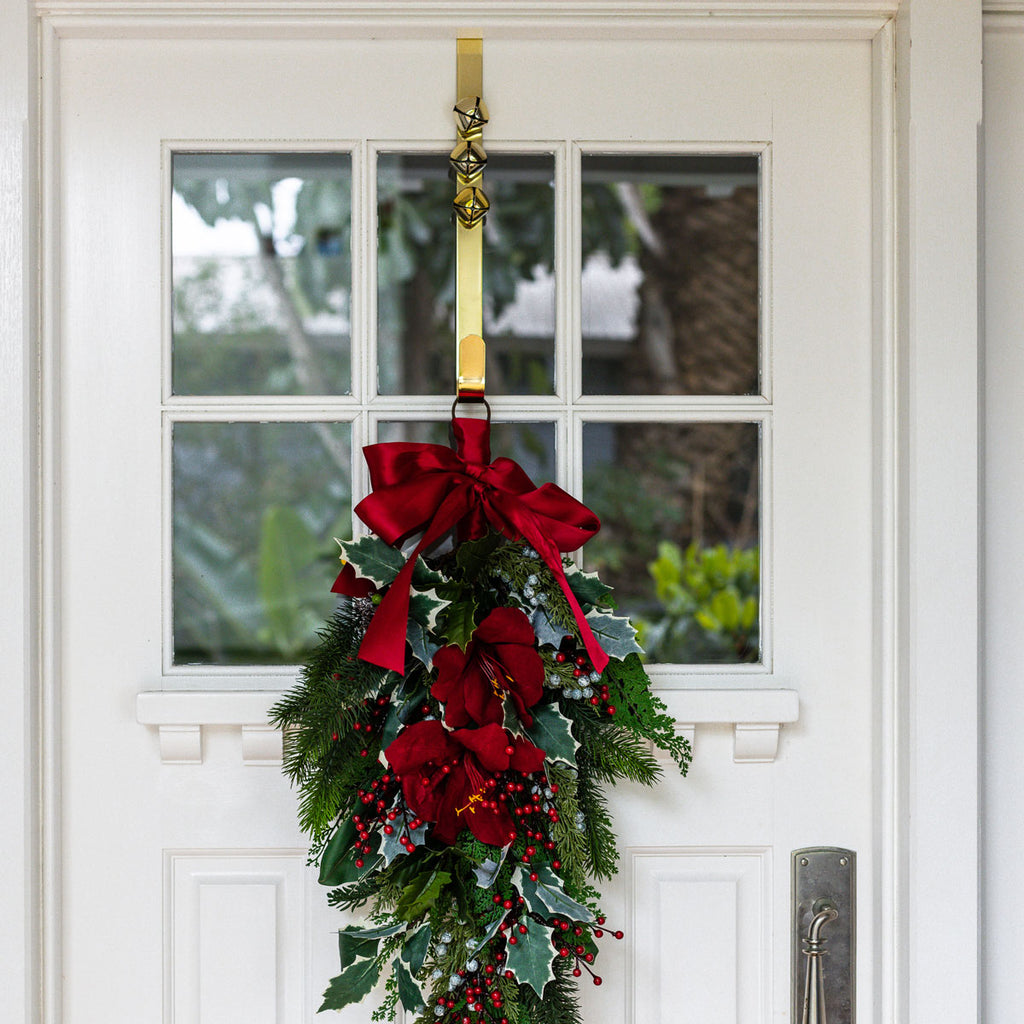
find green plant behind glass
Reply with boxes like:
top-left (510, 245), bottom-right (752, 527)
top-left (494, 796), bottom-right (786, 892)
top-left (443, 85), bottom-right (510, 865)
top-left (635, 542), bottom-right (759, 664)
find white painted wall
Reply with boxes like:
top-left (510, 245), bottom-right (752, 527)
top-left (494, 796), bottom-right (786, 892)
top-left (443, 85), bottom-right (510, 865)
top-left (982, 12), bottom-right (1024, 1021)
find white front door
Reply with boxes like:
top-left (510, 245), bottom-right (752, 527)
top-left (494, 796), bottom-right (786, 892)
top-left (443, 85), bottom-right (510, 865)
top-left (50, 21), bottom-right (886, 1024)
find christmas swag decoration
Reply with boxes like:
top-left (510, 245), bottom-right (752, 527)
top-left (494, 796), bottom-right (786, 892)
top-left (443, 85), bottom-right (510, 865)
top-left (270, 415), bottom-right (691, 1024)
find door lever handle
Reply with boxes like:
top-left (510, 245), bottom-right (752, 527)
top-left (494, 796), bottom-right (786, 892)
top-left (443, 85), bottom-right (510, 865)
top-left (792, 848), bottom-right (855, 1024)
top-left (801, 903), bottom-right (839, 1024)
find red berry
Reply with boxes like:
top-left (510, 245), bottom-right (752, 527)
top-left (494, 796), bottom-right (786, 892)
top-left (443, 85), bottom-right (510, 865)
top-left (504, 745), bottom-right (515, 756)
top-left (593, 976), bottom-right (603, 986)
top-left (607, 706), bottom-right (616, 715)
top-left (614, 930), bottom-right (624, 939)
top-left (503, 899), bottom-right (514, 910)
top-left (355, 859), bottom-right (364, 868)
top-left (597, 916), bottom-right (606, 925)
top-left (552, 860), bottom-right (562, 870)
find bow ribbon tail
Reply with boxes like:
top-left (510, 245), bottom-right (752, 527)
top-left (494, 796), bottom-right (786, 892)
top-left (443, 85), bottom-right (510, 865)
top-left (522, 529), bottom-right (610, 675)
top-left (357, 486), bottom-right (474, 672)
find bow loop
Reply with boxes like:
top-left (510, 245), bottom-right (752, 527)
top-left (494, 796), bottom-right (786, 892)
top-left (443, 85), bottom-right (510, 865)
top-left (334, 419), bottom-right (608, 674)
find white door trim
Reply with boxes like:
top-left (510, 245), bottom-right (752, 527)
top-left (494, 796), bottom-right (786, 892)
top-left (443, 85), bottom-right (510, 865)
top-left (5, 2), bottom-right (981, 1022)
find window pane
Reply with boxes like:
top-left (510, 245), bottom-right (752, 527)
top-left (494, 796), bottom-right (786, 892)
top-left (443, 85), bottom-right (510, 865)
top-left (377, 152), bottom-right (556, 396)
top-left (377, 420), bottom-right (556, 485)
top-left (172, 152), bottom-right (352, 396)
top-left (582, 421), bottom-right (760, 664)
top-left (581, 153), bottom-right (759, 396)
top-left (172, 421), bottom-right (351, 665)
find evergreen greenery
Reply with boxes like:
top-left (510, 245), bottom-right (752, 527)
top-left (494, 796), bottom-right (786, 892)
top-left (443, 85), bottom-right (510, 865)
top-left (270, 530), bottom-right (690, 1023)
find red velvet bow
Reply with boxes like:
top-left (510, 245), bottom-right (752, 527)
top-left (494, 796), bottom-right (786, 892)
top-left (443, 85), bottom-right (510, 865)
top-left (333, 417), bottom-right (608, 674)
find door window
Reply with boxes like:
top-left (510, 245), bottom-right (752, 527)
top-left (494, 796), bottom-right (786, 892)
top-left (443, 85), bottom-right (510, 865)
top-left (170, 146), bottom-right (765, 670)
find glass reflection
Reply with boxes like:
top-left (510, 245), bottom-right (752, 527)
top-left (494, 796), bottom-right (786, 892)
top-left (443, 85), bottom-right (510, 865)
top-left (583, 421), bottom-right (759, 664)
top-left (172, 420), bottom-right (352, 665)
top-left (581, 153), bottom-right (760, 397)
top-left (377, 152), bottom-right (556, 396)
top-left (172, 152), bottom-right (352, 396)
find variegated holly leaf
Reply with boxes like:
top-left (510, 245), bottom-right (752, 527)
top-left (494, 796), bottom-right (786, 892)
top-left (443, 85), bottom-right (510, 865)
top-left (393, 958), bottom-right (426, 1015)
top-left (399, 922), bottom-right (432, 975)
top-left (565, 564), bottom-right (614, 610)
top-left (337, 536), bottom-right (405, 588)
top-left (503, 916), bottom-right (556, 997)
top-left (531, 607), bottom-right (568, 649)
top-left (467, 912), bottom-right (506, 960)
top-left (525, 703), bottom-right (577, 767)
top-left (409, 588), bottom-right (448, 631)
top-left (407, 619), bottom-right (440, 670)
top-left (380, 818), bottom-right (429, 866)
top-left (473, 844), bottom-right (510, 888)
top-left (513, 863), bottom-right (595, 924)
top-left (584, 610), bottom-right (643, 659)
top-left (337, 922), bottom-right (405, 970)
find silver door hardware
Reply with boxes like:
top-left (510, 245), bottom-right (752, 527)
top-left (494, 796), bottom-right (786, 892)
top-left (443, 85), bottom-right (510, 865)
top-left (792, 848), bottom-right (855, 1024)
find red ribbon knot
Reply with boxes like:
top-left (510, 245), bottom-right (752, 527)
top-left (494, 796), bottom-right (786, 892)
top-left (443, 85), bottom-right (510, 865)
top-left (333, 417), bottom-right (608, 674)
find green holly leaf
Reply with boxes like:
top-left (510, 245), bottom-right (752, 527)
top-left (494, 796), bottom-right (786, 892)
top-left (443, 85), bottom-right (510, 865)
top-left (503, 916), bottom-right (556, 997)
top-left (337, 536), bottom-right (406, 587)
top-left (525, 703), bottom-right (578, 767)
top-left (319, 819), bottom-right (380, 886)
top-left (319, 955), bottom-right (382, 1011)
top-left (411, 561), bottom-right (447, 590)
top-left (393, 957), bottom-right (425, 1015)
top-left (584, 610), bottom-right (643, 659)
top-left (443, 598), bottom-right (478, 650)
top-left (337, 922), bottom-right (405, 969)
top-left (395, 868), bottom-right (451, 921)
top-left (455, 532), bottom-right (503, 579)
top-left (513, 863), bottom-right (595, 924)
top-left (565, 564), bottom-right (614, 609)
top-left (409, 587), bottom-right (448, 631)
top-left (407, 619), bottom-right (440, 669)
top-left (400, 922), bottom-right (432, 975)
top-left (379, 701), bottom-right (402, 751)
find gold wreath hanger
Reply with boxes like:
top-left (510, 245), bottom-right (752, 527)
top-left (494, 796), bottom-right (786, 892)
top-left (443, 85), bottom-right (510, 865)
top-left (452, 38), bottom-right (487, 401)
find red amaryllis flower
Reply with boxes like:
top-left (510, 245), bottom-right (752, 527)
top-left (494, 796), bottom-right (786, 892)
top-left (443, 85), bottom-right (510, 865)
top-left (432, 607), bottom-right (544, 728)
top-left (383, 720), bottom-right (545, 847)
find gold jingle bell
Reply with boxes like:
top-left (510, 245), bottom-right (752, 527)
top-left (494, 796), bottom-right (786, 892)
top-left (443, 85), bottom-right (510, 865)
top-left (453, 95), bottom-right (490, 137)
top-left (450, 139), bottom-right (488, 183)
top-left (453, 185), bottom-right (490, 228)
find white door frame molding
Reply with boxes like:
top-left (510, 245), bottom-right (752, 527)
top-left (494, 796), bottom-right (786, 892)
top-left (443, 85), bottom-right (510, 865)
top-left (1, 2), bottom-right (981, 1022)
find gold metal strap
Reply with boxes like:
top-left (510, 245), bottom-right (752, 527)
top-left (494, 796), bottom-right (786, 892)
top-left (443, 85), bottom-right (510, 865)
top-left (452, 38), bottom-right (487, 399)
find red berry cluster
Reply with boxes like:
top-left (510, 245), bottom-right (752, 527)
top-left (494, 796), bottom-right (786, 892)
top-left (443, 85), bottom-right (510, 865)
top-left (351, 774), bottom-right (425, 866)
top-left (434, 949), bottom-right (510, 1024)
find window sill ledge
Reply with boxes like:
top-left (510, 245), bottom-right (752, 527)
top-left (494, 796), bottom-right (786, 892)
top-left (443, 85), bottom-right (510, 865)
top-left (137, 688), bottom-right (798, 766)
